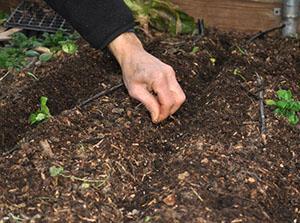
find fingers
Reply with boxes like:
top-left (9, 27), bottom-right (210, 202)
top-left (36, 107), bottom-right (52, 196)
top-left (168, 74), bottom-right (186, 115)
top-left (128, 86), bottom-right (160, 122)
top-left (154, 66), bottom-right (186, 122)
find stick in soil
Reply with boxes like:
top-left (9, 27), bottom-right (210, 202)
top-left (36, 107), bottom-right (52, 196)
top-left (248, 24), bottom-right (285, 43)
top-left (78, 83), bottom-right (124, 107)
top-left (256, 73), bottom-right (267, 143)
top-left (0, 71), bottom-right (10, 82)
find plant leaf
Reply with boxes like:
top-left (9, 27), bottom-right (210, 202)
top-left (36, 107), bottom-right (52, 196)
top-left (265, 99), bottom-right (276, 106)
top-left (61, 41), bottom-right (78, 54)
top-left (39, 53), bottom-right (53, 62)
top-left (288, 113), bottom-right (299, 125)
top-left (49, 166), bottom-right (64, 177)
top-left (25, 50), bottom-right (40, 57)
top-left (277, 89), bottom-right (293, 101)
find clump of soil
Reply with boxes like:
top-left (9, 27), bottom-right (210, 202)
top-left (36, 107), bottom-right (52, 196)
top-left (0, 30), bottom-right (299, 222)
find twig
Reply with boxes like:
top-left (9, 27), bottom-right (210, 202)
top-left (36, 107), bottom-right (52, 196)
top-left (191, 187), bottom-right (204, 202)
top-left (248, 24), bottom-right (285, 43)
top-left (0, 71), bottom-right (10, 82)
top-left (256, 73), bottom-right (267, 143)
top-left (78, 83), bottom-right (124, 107)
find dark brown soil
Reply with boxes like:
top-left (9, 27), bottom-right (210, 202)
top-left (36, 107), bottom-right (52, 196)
top-left (0, 30), bottom-right (299, 223)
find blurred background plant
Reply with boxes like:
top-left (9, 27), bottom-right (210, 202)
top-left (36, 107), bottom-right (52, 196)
top-left (124, 0), bottom-right (196, 35)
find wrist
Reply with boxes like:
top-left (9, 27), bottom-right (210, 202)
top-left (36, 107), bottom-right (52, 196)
top-left (108, 32), bottom-right (144, 65)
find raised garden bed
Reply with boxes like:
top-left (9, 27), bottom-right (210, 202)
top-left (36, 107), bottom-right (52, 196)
top-left (0, 30), bottom-right (299, 222)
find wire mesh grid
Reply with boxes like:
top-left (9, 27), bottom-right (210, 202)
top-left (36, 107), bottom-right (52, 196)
top-left (4, 0), bottom-right (73, 33)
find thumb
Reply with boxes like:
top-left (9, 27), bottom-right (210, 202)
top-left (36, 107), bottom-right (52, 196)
top-left (128, 86), bottom-right (160, 122)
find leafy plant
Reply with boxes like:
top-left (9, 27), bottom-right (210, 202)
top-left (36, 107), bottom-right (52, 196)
top-left (266, 89), bottom-right (300, 125)
top-left (0, 31), bottom-right (78, 70)
top-left (29, 96), bottom-right (51, 125)
top-left (0, 47), bottom-right (26, 69)
top-left (124, 0), bottom-right (195, 35)
top-left (39, 52), bottom-right (53, 62)
top-left (42, 31), bottom-right (78, 53)
top-left (61, 40), bottom-right (78, 54)
top-left (49, 165), bottom-right (106, 188)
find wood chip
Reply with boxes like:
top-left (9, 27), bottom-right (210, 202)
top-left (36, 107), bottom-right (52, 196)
top-left (163, 194), bottom-right (176, 206)
top-left (178, 171), bottom-right (190, 181)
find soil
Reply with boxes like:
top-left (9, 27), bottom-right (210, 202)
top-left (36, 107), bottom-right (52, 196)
top-left (0, 30), bottom-right (299, 223)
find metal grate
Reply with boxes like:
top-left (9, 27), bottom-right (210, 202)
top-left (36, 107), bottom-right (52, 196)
top-left (4, 0), bottom-right (73, 33)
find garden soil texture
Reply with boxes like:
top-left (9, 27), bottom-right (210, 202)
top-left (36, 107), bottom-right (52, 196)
top-left (0, 30), bottom-right (299, 222)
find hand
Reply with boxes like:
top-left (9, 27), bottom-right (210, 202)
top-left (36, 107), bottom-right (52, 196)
top-left (109, 32), bottom-right (186, 123)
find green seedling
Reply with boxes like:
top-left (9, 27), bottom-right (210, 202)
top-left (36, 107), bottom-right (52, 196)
top-left (29, 96), bottom-right (51, 125)
top-left (124, 0), bottom-right (195, 35)
top-left (236, 45), bottom-right (247, 55)
top-left (266, 89), bottom-right (300, 125)
top-left (233, 68), bottom-right (246, 81)
top-left (49, 165), bottom-right (106, 188)
top-left (210, 57), bottom-right (216, 66)
top-left (39, 52), bottom-right (53, 62)
top-left (49, 166), bottom-right (64, 177)
top-left (191, 46), bottom-right (200, 55)
top-left (61, 41), bottom-right (78, 54)
top-left (0, 31), bottom-right (79, 70)
top-left (27, 71), bottom-right (39, 80)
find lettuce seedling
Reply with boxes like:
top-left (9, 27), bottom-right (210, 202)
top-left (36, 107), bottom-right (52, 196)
top-left (266, 89), bottom-right (300, 125)
top-left (29, 96), bottom-right (51, 125)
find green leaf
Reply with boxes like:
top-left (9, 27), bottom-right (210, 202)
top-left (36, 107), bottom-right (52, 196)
top-left (39, 53), bottom-right (53, 62)
top-left (288, 113), bottom-right (299, 125)
top-left (191, 46), bottom-right (199, 54)
top-left (40, 96), bottom-right (50, 114)
top-left (29, 113), bottom-right (38, 125)
top-left (29, 96), bottom-right (51, 125)
top-left (35, 113), bottom-right (47, 122)
top-left (265, 99), bottom-right (276, 106)
top-left (267, 89), bottom-right (300, 126)
top-left (61, 41), bottom-right (78, 54)
top-left (25, 50), bottom-right (40, 57)
top-left (276, 89), bottom-right (293, 101)
top-left (49, 166), bottom-right (64, 177)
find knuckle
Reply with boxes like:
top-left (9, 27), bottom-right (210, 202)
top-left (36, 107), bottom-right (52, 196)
top-left (177, 92), bottom-right (186, 104)
top-left (164, 65), bottom-right (175, 75)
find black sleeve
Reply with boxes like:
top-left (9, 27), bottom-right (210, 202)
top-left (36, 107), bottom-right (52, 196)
top-left (44, 0), bottom-right (135, 49)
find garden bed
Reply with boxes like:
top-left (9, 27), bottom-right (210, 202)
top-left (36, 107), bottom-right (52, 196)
top-left (0, 30), bottom-right (299, 222)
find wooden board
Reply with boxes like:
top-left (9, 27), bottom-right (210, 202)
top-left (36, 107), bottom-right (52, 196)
top-left (171, 0), bottom-right (300, 33)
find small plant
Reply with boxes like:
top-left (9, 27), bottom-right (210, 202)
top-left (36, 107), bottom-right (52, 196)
top-left (124, 0), bottom-right (195, 35)
top-left (0, 31), bottom-right (78, 70)
top-left (49, 166), bottom-right (64, 177)
top-left (266, 89), bottom-right (300, 125)
top-left (210, 57), bottom-right (216, 66)
top-left (190, 46), bottom-right (199, 55)
top-left (233, 68), bottom-right (246, 81)
top-left (29, 96), bottom-right (51, 125)
top-left (49, 165), bottom-right (106, 189)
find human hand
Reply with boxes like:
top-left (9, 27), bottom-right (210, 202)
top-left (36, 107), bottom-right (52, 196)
top-left (109, 32), bottom-right (186, 123)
